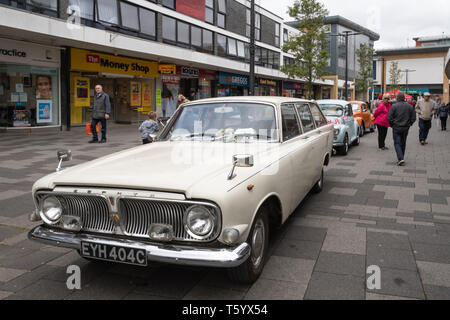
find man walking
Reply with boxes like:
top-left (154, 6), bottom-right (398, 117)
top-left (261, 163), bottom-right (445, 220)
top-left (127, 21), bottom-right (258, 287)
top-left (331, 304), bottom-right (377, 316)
top-left (415, 92), bottom-right (435, 145)
top-left (388, 92), bottom-right (417, 166)
top-left (89, 85), bottom-right (111, 144)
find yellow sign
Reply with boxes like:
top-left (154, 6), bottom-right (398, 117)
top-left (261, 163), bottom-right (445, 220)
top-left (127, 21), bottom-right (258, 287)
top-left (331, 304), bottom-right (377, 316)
top-left (156, 89), bottom-right (162, 107)
top-left (130, 82), bottom-right (142, 107)
top-left (159, 64), bottom-right (177, 75)
top-left (142, 82), bottom-right (152, 111)
top-left (74, 77), bottom-right (90, 107)
top-left (71, 48), bottom-right (160, 78)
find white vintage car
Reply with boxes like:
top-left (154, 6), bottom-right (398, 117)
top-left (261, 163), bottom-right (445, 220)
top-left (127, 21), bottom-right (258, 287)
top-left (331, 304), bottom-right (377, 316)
top-left (28, 97), bottom-right (333, 283)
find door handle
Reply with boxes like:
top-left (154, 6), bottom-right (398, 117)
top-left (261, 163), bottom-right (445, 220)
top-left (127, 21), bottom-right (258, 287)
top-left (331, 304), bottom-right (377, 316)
top-left (301, 136), bottom-right (310, 140)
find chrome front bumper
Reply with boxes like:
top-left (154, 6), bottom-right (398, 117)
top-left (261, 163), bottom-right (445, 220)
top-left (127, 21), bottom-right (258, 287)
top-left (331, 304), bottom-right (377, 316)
top-left (28, 225), bottom-right (251, 268)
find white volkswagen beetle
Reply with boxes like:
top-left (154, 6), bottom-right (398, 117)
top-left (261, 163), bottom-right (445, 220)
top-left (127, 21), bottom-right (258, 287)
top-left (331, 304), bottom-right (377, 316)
top-left (28, 97), bottom-right (333, 283)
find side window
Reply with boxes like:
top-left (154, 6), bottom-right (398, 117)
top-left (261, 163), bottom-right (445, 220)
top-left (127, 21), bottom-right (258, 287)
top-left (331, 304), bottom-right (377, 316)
top-left (309, 103), bottom-right (328, 128)
top-left (296, 103), bottom-right (315, 133)
top-left (345, 105), bottom-right (353, 117)
top-left (363, 103), bottom-right (368, 112)
top-left (281, 104), bottom-right (301, 141)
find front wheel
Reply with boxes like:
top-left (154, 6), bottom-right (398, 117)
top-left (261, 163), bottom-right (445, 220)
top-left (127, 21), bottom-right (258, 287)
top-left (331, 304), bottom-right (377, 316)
top-left (227, 207), bottom-right (269, 284)
top-left (352, 131), bottom-right (360, 146)
top-left (338, 134), bottom-right (349, 156)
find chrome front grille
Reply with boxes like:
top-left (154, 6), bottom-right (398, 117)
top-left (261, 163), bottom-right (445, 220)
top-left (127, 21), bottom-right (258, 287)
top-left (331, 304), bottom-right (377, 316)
top-left (118, 198), bottom-right (220, 242)
top-left (36, 193), bottom-right (115, 234)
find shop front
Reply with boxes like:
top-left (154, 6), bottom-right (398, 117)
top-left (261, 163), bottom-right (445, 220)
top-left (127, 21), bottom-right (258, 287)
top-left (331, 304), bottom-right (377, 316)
top-left (69, 48), bottom-right (159, 126)
top-left (255, 78), bottom-right (280, 96)
top-left (177, 66), bottom-right (216, 101)
top-left (283, 81), bottom-right (305, 98)
top-left (0, 38), bottom-right (61, 130)
top-left (217, 72), bottom-right (249, 97)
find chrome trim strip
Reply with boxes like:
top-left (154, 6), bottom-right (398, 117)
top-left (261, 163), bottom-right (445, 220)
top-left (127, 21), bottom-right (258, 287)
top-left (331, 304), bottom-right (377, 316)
top-left (28, 225), bottom-right (250, 268)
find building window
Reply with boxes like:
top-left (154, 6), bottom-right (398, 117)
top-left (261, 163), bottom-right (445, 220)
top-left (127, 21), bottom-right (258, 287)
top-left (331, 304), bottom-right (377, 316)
top-left (68, 0), bottom-right (94, 20)
top-left (97, 0), bottom-right (119, 25)
top-left (162, 15), bottom-right (176, 42)
top-left (275, 23), bottom-right (280, 47)
top-left (217, 0), bottom-right (226, 29)
top-left (237, 41), bottom-right (245, 58)
top-left (283, 28), bottom-right (289, 43)
top-left (255, 13), bottom-right (261, 41)
top-left (162, 0), bottom-right (175, 9)
top-left (191, 26), bottom-right (202, 47)
top-left (139, 8), bottom-right (156, 37)
top-left (203, 29), bottom-right (214, 52)
top-left (217, 34), bottom-right (227, 57)
top-left (177, 21), bottom-right (190, 45)
top-left (205, 0), bottom-right (214, 24)
top-left (246, 9), bottom-right (251, 38)
top-left (26, 0), bottom-right (58, 16)
top-left (227, 38), bottom-right (237, 56)
top-left (120, 2), bottom-right (139, 30)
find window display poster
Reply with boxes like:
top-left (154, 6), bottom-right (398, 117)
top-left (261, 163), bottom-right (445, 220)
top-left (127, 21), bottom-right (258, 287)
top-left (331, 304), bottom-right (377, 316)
top-left (74, 77), bottom-right (90, 107)
top-left (35, 75), bottom-right (52, 99)
top-left (15, 83), bottom-right (24, 93)
top-left (37, 100), bottom-right (52, 123)
top-left (19, 93), bottom-right (27, 102)
top-left (11, 92), bottom-right (19, 102)
top-left (130, 82), bottom-right (141, 107)
top-left (142, 82), bottom-right (152, 111)
top-left (13, 109), bottom-right (31, 127)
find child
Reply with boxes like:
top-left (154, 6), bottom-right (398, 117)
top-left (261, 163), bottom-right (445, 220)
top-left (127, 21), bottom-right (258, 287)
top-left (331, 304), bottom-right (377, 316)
top-left (438, 103), bottom-right (450, 131)
top-left (139, 111), bottom-right (159, 144)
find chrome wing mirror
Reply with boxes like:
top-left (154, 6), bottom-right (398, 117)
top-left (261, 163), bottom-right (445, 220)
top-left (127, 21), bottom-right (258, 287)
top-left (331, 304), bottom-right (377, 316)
top-left (228, 154), bottom-right (254, 180)
top-left (56, 150), bottom-right (72, 172)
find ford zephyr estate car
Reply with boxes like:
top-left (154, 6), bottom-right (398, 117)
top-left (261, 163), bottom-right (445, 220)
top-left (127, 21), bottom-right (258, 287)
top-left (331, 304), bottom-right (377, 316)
top-left (28, 97), bottom-right (333, 283)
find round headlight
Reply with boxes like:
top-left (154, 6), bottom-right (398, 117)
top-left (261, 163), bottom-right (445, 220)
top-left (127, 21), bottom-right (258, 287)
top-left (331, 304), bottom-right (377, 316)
top-left (184, 205), bottom-right (215, 238)
top-left (40, 196), bottom-right (63, 225)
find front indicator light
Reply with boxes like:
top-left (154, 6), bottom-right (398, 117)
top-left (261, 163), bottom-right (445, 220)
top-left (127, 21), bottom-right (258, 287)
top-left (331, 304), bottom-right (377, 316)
top-left (148, 224), bottom-right (174, 242)
top-left (222, 228), bottom-right (240, 245)
top-left (61, 215), bottom-right (82, 232)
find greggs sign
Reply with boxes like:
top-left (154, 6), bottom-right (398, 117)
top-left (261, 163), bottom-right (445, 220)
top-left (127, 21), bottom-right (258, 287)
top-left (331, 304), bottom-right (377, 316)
top-left (71, 48), bottom-right (159, 78)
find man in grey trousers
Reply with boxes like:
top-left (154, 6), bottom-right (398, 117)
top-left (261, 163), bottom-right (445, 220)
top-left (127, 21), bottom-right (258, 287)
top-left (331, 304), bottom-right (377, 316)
top-left (388, 92), bottom-right (417, 166)
top-left (89, 85), bottom-right (111, 144)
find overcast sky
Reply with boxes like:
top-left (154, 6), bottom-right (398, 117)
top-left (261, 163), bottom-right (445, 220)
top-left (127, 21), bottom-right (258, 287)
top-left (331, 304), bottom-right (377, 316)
top-left (258, 0), bottom-right (450, 50)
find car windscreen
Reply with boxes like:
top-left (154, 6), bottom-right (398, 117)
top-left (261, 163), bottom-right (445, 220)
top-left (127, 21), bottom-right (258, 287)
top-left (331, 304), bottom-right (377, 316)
top-left (161, 102), bottom-right (279, 142)
top-left (319, 104), bottom-right (344, 117)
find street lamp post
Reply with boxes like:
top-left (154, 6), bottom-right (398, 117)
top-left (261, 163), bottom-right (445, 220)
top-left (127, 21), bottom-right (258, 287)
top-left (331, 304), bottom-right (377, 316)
top-left (401, 69), bottom-right (416, 94)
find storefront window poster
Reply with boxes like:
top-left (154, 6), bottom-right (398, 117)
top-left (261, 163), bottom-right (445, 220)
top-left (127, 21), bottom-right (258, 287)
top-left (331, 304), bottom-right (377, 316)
top-left (142, 82), bottom-right (152, 111)
top-left (36, 100), bottom-right (52, 123)
top-left (35, 75), bottom-right (52, 100)
top-left (130, 82), bottom-right (142, 107)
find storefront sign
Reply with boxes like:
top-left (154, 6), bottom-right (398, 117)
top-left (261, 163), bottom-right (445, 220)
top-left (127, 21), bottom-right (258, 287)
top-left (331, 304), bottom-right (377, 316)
top-left (283, 82), bottom-right (305, 90)
top-left (0, 39), bottom-right (60, 67)
top-left (199, 70), bottom-right (216, 81)
top-left (159, 64), bottom-right (177, 74)
top-left (130, 82), bottom-right (142, 107)
top-left (161, 74), bottom-right (180, 85)
top-left (259, 79), bottom-right (278, 87)
top-left (74, 77), bottom-right (90, 107)
top-left (36, 100), bottom-right (52, 123)
top-left (218, 72), bottom-right (249, 87)
top-left (71, 48), bottom-right (159, 78)
top-left (142, 82), bottom-right (152, 111)
top-left (179, 66), bottom-right (199, 78)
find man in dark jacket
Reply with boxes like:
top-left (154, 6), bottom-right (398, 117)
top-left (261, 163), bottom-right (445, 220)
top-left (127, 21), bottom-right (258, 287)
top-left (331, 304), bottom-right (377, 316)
top-left (387, 92), bottom-right (417, 166)
top-left (89, 85), bottom-right (111, 144)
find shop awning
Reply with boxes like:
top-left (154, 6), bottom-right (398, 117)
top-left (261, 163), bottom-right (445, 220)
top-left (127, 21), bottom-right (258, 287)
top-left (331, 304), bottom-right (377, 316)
top-left (386, 88), bottom-right (412, 99)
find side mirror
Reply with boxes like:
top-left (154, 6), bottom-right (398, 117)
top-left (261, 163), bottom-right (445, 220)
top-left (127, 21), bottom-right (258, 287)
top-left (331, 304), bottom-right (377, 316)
top-left (228, 154), bottom-right (254, 180)
top-left (56, 150), bottom-right (72, 172)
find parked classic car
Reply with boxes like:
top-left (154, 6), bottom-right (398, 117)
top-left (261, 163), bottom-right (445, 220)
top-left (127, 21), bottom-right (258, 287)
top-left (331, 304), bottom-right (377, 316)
top-left (349, 100), bottom-right (375, 136)
top-left (317, 99), bottom-right (360, 156)
top-left (28, 97), bottom-right (333, 283)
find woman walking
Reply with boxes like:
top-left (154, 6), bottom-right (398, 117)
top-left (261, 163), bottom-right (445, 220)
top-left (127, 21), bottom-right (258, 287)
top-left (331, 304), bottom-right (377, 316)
top-left (438, 103), bottom-right (450, 131)
top-left (373, 94), bottom-right (392, 150)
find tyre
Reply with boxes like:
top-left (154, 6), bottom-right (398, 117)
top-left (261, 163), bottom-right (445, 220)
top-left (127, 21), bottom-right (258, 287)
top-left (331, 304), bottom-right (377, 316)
top-left (361, 122), bottom-right (366, 136)
top-left (338, 134), bottom-right (349, 156)
top-left (227, 207), bottom-right (269, 284)
top-left (312, 168), bottom-right (324, 193)
top-left (352, 132), bottom-right (360, 146)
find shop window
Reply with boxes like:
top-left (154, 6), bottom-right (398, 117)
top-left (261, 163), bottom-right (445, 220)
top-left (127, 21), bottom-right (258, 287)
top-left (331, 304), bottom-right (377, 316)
top-left (162, 0), bottom-right (175, 9)
top-left (191, 26), bottom-right (202, 48)
top-left (177, 21), bottom-right (190, 45)
top-left (205, 0), bottom-right (214, 24)
top-left (227, 38), bottom-right (237, 56)
top-left (68, 0), bottom-right (94, 20)
top-left (202, 29), bottom-right (214, 52)
top-left (97, 0), bottom-right (119, 25)
top-left (217, 0), bottom-right (226, 29)
top-left (139, 8), bottom-right (156, 37)
top-left (217, 34), bottom-right (227, 57)
top-left (162, 15), bottom-right (177, 42)
top-left (237, 41), bottom-right (245, 59)
top-left (120, 2), bottom-right (139, 30)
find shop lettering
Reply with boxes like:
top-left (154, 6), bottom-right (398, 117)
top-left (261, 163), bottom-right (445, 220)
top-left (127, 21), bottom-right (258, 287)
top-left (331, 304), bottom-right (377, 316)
top-left (0, 48), bottom-right (26, 58)
top-left (181, 67), bottom-right (199, 77)
top-left (99, 58), bottom-right (150, 74)
top-left (231, 76), bottom-right (248, 85)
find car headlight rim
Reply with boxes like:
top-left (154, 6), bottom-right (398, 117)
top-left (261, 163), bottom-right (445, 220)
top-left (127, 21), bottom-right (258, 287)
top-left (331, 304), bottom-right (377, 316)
top-left (39, 196), bottom-right (63, 225)
top-left (184, 205), bottom-right (216, 239)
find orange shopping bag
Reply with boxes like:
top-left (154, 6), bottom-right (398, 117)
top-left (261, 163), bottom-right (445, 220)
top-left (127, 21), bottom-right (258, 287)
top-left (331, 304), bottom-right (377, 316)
top-left (86, 123), bottom-right (100, 135)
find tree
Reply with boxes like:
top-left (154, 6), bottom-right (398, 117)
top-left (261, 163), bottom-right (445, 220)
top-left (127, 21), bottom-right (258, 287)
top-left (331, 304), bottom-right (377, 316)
top-left (355, 44), bottom-right (375, 100)
top-left (389, 61), bottom-right (402, 91)
top-left (281, 0), bottom-right (330, 99)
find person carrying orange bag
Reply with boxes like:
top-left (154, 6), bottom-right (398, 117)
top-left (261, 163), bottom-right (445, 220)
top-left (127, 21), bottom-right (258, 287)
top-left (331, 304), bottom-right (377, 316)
top-left (86, 122), bottom-right (100, 135)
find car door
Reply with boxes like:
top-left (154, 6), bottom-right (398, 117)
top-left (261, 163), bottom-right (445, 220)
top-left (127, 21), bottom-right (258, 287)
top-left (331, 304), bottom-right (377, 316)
top-left (344, 104), bottom-right (357, 141)
top-left (361, 103), bottom-right (370, 127)
top-left (280, 103), bottom-right (311, 209)
top-left (294, 103), bottom-right (318, 195)
top-left (308, 103), bottom-right (331, 180)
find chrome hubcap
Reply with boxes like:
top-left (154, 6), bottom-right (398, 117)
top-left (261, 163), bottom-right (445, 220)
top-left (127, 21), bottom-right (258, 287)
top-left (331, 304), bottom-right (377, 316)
top-left (251, 219), bottom-right (265, 268)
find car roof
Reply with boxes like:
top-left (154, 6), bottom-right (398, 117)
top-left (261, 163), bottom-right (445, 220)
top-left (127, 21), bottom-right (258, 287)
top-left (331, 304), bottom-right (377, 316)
top-left (349, 101), bottom-right (366, 104)
top-left (316, 99), bottom-right (350, 106)
top-left (184, 96), bottom-right (314, 106)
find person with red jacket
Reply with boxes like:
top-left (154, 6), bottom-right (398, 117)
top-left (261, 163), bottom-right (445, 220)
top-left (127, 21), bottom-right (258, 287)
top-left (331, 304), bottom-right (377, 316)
top-left (373, 94), bottom-right (392, 150)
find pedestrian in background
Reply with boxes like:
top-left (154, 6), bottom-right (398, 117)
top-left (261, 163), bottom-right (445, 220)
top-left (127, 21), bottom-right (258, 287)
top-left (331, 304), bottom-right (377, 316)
top-left (373, 94), bottom-right (391, 150)
top-left (139, 111), bottom-right (159, 144)
top-left (89, 84), bottom-right (111, 144)
top-left (388, 92), bottom-right (417, 166)
top-left (438, 102), bottom-right (450, 131)
top-left (415, 92), bottom-right (436, 145)
top-left (177, 94), bottom-right (190, 109)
